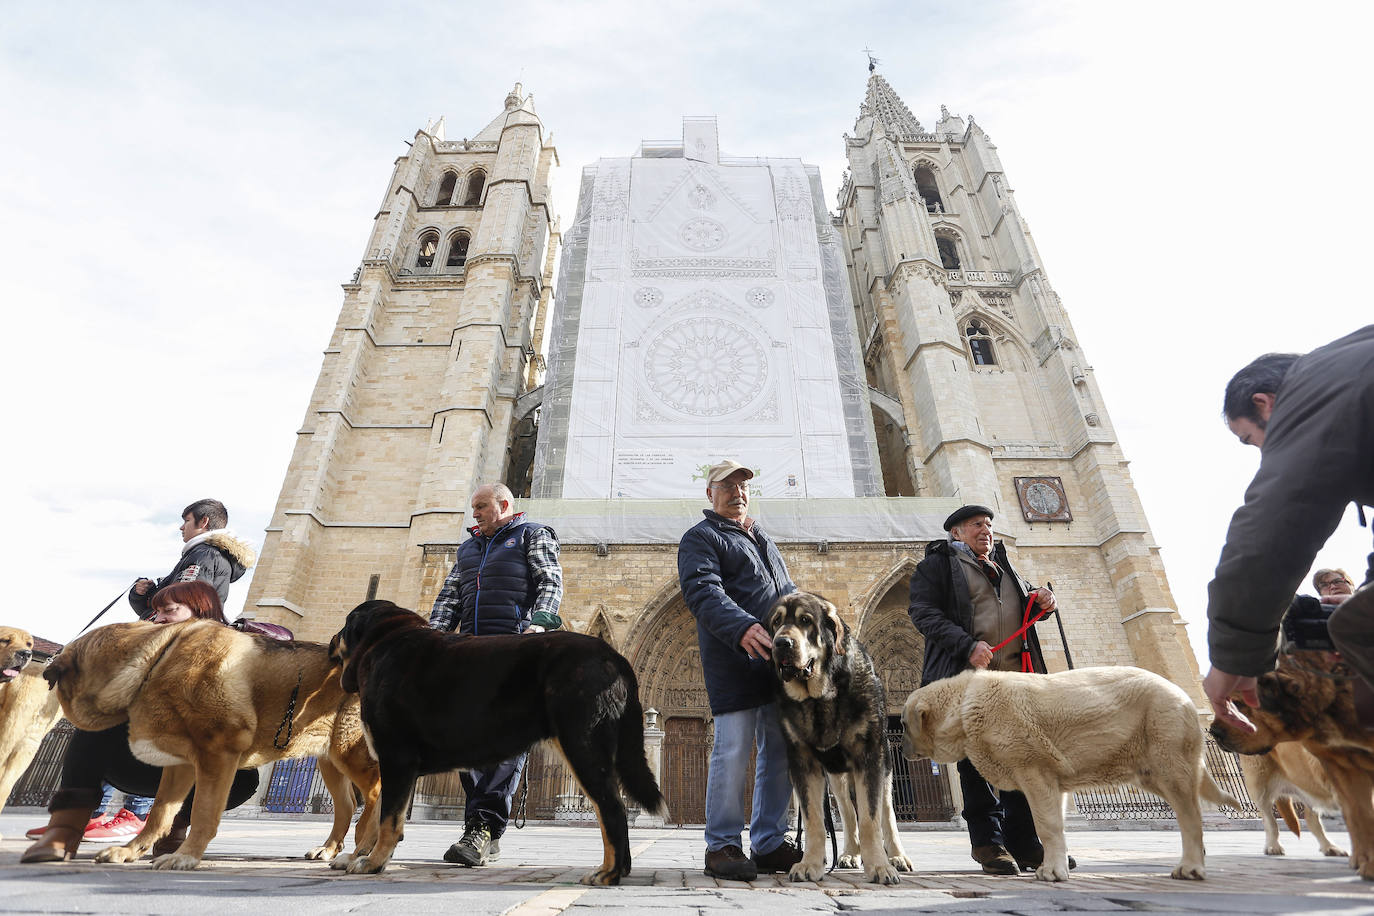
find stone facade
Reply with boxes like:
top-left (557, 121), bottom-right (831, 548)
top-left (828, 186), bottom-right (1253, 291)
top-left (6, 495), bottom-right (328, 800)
top-left (245, 76), bottom-right (1203, 819)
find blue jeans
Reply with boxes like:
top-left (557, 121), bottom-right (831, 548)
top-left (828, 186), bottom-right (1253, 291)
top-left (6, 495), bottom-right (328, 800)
top-left (99, 781), bottom-right (153, 819)
top-left (704, 704), bottom-right (793, 855)
top-left (459, 752), bottom-right (529, 839)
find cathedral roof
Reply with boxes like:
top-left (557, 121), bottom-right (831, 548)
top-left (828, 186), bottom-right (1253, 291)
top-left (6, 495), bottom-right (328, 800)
top-left (472, 82), bottom-right (540, 141)
top-left (862, 73), bottom-right (923, 140)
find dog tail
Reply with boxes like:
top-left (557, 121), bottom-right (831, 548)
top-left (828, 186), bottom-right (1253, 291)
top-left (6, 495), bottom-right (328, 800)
top-left (1199, 768), bottom-right (1244, 811)
top-left (614, 659), bottom-right (669, 820)
top-left (1275, 797), bottom-right (1302, 836)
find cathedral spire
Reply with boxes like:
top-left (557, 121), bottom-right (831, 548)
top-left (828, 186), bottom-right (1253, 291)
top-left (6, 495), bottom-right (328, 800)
top-left (862, 73), bottom-right (923, 140)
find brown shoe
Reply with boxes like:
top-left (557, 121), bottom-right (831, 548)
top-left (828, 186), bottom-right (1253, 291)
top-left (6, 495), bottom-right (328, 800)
top-left (971, 843), bottom-right (1018, 876)
top-left (750, 837), bottom-right (803, 873)
top-left (705, 844), bottom-right (758, 881)
top-left (21, 790), bottom-right (102, 864)
top-left (152, 809), bottom-right (191, 857)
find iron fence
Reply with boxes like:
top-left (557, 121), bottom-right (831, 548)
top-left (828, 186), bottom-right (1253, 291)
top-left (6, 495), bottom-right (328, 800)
top-left (1072, 735), bottom-right (1259, 820)
top-left (6, 719), bottom-right (74, 807)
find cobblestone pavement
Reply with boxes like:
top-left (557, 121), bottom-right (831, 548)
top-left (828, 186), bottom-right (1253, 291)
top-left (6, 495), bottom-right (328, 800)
top-left (4, 813), bottom-right (1374, 913)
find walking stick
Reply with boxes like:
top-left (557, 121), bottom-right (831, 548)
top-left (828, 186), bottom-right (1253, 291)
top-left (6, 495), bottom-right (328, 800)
top-left (1047, 581), bottom-right (1075, 670)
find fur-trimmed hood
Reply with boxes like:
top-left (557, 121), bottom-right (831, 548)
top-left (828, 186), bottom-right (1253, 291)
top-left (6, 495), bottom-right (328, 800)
top-left (184, 529), bottom-right (257, 572)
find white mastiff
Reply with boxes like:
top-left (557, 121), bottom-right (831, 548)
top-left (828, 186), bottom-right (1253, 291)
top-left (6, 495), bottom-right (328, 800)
top-left (902, 666), bottom-right (1240, 881)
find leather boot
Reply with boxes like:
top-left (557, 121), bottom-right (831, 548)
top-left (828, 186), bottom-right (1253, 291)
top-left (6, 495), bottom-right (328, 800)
top-left (152, 809), bottom-right (192, 857)
top-left (21, 789), bottom-right (102, 863)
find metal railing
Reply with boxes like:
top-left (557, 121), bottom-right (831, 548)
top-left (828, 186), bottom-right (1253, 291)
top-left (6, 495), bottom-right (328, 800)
top-left (1072, 735), bottom-right (1259, 820)
top-left (5, 719), bottom-right (74, 807)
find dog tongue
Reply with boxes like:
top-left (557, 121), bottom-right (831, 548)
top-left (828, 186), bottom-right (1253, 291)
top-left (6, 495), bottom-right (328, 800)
top-left (1, 668), bottom-right (17, 678)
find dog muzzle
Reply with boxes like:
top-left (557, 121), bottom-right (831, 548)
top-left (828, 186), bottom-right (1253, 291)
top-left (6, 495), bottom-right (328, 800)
top-left (777, 659), bottom-right (815, 682)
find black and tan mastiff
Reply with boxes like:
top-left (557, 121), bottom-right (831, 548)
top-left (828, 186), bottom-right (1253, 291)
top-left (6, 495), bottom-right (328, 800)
top-left (767, 592), bottom-right (912, 884)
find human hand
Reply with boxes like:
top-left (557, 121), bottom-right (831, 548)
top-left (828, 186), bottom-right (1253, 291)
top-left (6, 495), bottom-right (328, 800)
top-left (1202, 666), bottom-right (1259, 733)
top-left (524, 625), bottom-right (545, 634)
top-left (741, 623), bottom-right (773, 661)
top-left (133, 578), bottom-right (154, 596)
top-left (1033, 587), bottom-right (1056, 612)
top-left (968, 640), bottom-right (994, 669)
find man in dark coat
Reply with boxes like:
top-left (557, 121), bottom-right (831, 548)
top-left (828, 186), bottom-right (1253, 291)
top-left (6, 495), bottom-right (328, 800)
top-left (678, 459), bottom-right (802, 881)
top-left (908, 504), bottom-right (1060, 875)
top-left (429, 482), bottom-right (563, 867)
top-left (128, 498), bottom-right (256, 618)
top-left (1203, 325), bottom-right (1374, 731)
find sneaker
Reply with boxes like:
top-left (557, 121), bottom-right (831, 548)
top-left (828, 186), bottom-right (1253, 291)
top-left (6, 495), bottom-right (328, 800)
top-left (443, 823), bottom-right (494, 867)
top-left (704, 844), bottom-right (758, 881)
top-left (750, 837), bottom-right (803, 873)
top-left (971, 843), bottom-right (1018, 876)
top-left (26, 814), bottom-right (108, 841)
top-left (83, 808), bottom-right (145, 843)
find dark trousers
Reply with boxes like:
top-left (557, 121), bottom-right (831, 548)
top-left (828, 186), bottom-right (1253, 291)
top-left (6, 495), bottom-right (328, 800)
top-left (957, 758), bottom-right (1043, 862)
top-left (460, 751), bottom-right (528, 838)
top-left (56, 723), bottom-right (259, 814)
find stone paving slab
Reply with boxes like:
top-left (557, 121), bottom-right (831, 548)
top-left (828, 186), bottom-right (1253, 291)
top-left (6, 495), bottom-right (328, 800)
top-left (3, 813), bottom-right (1374, 913)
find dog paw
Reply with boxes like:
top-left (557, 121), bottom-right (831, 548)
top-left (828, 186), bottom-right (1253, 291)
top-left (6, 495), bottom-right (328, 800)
top-left (866, 862), bottom-right (901, 885)
top-left (330, 853), bottom-right (355, 870)
top-left (345, 855), bottom-right (387, 875)
top-left (579, 867), bottom-right (622, 886)
top-left (789, 861), bottom-right (826, 882)
top-left (150, 853), bottom-right (201, 871)
top-left (1323, 846), bottom-right (1349, 858)
top-left (1263, 844), bottom-right (1285, 855)
top-left (304, 844), bottom-right (340, 860)
top-left (95, 845), bottom-right (143, 864)
top-left (1035, 862), bottom-right (1070, 882)
top-left (889, 854), bottom-right (913, 872)
top-left (836, 853), bottom-right (861, 869)
top-left (1170, 863), bottom-right (1206, 880)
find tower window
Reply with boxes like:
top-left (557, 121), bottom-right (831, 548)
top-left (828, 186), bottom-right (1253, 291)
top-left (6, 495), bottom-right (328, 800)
top-left (446, 231), bottom-right (470, 268)
top-left (936, 237), bottom-right (961, 270)
top-left (914, 166), bottom-right (944, 213)
top-left (416, 231), bottom-right (440, 269)
top-left (464, 170), bottom-right (486, 206)
top-left (436, 171), bottom-right (458, 206)
top-left (965, 319), bottom-right (997, 366)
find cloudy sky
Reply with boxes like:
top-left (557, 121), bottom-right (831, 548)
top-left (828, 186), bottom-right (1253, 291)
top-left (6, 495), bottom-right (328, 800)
top-left (3, 1), bottom-right (1368, 669)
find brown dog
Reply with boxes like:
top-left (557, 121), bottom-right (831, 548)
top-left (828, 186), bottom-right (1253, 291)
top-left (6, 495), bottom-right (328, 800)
top-left (1209, 650), bottom-right (1369, 877)
top-left (44, 620), bottom-right (379, 869)
top-left (0, 627), bottom-right (62, 836)
top-left (1239, 744), bottom-right (1347, 857)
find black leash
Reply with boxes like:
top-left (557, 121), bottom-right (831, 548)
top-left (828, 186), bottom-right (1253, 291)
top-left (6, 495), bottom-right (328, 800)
top-left (511, 758), bottom-right (530, 829)
top-left (73, 581), bottom-right (140, 639)
top-left (798, 781), bottom-right (839, 873)
top-left (273, 670), bottom-right (303, 749)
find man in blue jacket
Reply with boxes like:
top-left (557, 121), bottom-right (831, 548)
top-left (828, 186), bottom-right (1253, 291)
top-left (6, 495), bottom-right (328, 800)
top-left (678, 459), bottom-right (803, 880)
top-left (429, 483), bottom-right (563, 867)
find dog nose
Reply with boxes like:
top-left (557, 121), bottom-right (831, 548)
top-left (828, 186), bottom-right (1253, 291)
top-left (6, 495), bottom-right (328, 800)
top-left (773, 635), bottom-right (794, 653)
top-left (15, 650), bottom-right (31, 664)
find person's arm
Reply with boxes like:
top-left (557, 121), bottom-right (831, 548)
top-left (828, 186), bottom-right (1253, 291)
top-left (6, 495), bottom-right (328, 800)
top-left (429, 563), bottom-right (462, 632)
top-left (526, 526), bottom-right (564, 631)
top-left (677, 527), bottom-right (761, 654)
top-left (908, 556), bottom-right (977, 664)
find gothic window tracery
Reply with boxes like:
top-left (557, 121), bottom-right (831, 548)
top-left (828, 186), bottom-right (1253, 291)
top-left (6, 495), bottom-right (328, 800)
top-left (914, 166), bottom-right (943, 213)
top-left (416, 231), bottom-right (440, 269)
top-left (464, 170), bottom-right (486, 206)
top-left (445, 231), bottom-right (470, 268)
top-left (436, 171), bottom-right (458, 206)
top-left (936, 236), bottom-right (961, 271)
top-left (964, 318), bottom-right (997, 366)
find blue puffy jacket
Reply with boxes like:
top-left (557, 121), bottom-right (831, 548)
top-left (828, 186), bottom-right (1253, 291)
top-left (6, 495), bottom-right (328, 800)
top-left (454, 518), bottom-right (543, 636)
top-left (678, 510), bottom-right (796, 715)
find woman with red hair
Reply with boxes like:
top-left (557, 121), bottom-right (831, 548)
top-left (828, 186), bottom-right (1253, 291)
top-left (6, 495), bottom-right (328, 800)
top-left (22, 582), bottom-right (261, 862)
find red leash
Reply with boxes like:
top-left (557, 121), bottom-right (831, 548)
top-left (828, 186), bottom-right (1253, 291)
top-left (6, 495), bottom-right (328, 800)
top-left (992, 594), bottom-right (1048, 672)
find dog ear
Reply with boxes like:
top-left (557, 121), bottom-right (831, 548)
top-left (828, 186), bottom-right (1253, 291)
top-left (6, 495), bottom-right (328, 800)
top-left (42, 653), bottom-right (69, 690)
top-left (822, 600), bottom-right (848, 656)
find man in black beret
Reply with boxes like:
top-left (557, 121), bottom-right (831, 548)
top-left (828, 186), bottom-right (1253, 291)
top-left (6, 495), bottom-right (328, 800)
top-left (908, 504), bottom-right (1063, 875)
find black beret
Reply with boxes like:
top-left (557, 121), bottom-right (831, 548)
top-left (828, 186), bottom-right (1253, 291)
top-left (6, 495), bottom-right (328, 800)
top-left (943, 504), bottom-right (994, 531)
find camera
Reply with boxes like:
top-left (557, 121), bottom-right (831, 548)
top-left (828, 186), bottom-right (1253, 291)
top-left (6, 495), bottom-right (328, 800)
top-left (1283, 595), bottom-right (1335, 652)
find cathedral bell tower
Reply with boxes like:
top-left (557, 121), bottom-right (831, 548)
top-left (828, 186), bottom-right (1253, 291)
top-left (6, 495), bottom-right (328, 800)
top-left (839, 73), bottom-right (1202, 692)
top-left (243, 85), bottom-right (559, 641)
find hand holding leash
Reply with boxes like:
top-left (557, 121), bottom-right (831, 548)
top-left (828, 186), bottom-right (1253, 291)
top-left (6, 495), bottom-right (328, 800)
top-left (969, 641), bottom-right (994, 669)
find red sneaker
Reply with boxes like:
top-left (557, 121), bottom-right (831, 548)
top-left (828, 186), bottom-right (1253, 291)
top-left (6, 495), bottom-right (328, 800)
top-left (83, 808), bottom-right (145, 843)
top-left (26, 814), bottom-right (109, 840)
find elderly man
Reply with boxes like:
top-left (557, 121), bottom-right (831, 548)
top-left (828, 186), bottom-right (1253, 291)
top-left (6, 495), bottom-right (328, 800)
top-left (429, 483), bottom-right (563, 867)
top-left (908, 504), bottom-right (1060, 875)
top-left (678, 459), bottom-right (802, 881)
top-left (1203, 326), bottom-right (1374, 732)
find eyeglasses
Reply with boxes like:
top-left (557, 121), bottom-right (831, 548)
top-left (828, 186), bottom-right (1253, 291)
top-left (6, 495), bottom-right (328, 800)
top-left (1318, 578), bottom-right (1352, 590)
top-left (710, 482), bottom-right (750, 492)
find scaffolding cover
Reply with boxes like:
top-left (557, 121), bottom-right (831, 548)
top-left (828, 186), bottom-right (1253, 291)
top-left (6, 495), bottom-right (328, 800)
top-left (533, 120), bottom-right (882, 500)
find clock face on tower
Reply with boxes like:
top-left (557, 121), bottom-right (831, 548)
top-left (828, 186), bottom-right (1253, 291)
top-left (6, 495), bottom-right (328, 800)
top-left (1014, 476), bottom-right (1072, 523)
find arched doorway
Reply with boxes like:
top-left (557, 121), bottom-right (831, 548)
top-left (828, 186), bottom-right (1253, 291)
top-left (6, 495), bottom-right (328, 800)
top-left (857, 562), bottom-right (956, 822)
top-left (624, 586), bottom-right (713, 824)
